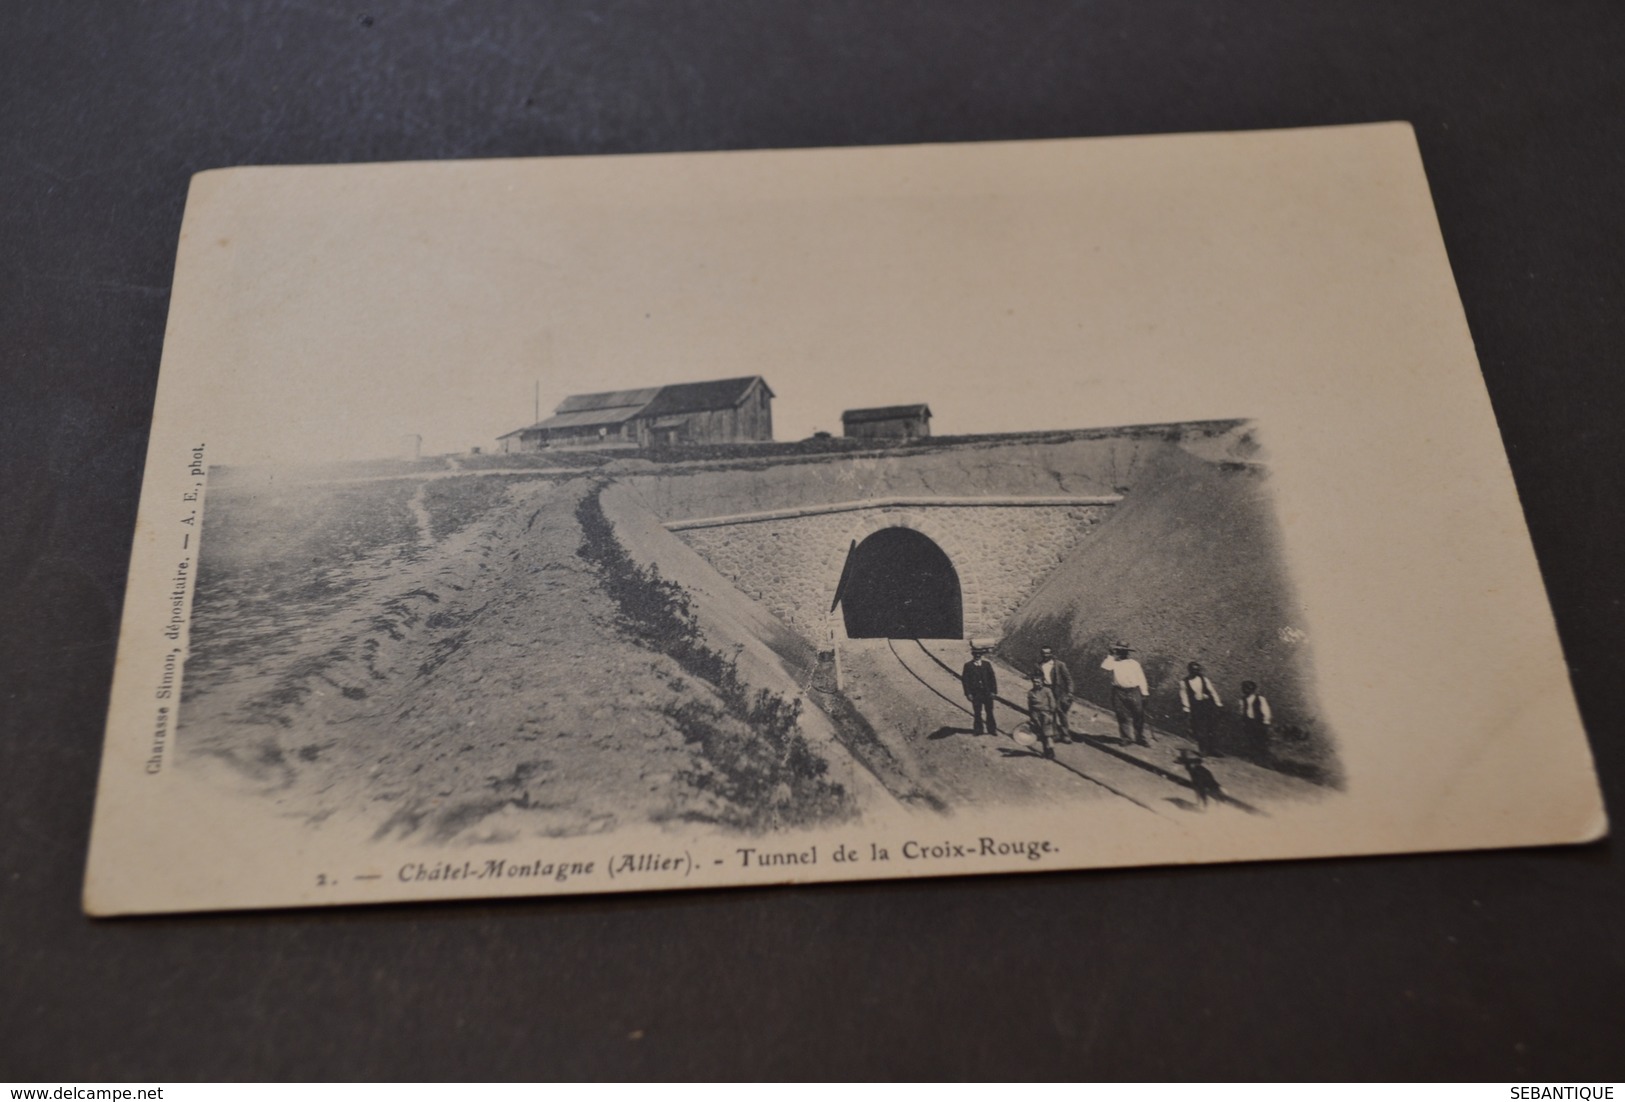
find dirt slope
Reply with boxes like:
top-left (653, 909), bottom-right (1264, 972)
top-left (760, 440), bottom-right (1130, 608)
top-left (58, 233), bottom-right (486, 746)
top-left (997, 443), bottom-right (1339, 783)
top-left (601, 482), bottom-right (823, 700)
top-left (599, 481), bottom-right (891, 809)
top-left (181, 475), bottom-right (862, 844)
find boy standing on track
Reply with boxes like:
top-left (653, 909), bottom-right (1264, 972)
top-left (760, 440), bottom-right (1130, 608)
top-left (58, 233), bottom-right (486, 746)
top-left (1238, 680), bottom-right (1273, 757)
top-left (1026, 673), bottom-right (1059, 760)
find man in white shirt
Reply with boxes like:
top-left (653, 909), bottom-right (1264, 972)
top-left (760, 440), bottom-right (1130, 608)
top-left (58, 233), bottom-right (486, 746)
top-left (1178, 661), bottom-right (1224, 757)
top-left (1238, 680), bottom-right (1273, 756)
top-left (1101, 641), bottom-right (1151, 746)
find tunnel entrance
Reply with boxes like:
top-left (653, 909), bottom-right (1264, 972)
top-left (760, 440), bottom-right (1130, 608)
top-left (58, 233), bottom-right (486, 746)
top-left (839, 527), bottom-right (963, 639)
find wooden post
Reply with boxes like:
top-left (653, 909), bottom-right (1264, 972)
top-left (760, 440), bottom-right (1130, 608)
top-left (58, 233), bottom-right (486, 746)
top-left (827, 538), bottom-right (856, 693)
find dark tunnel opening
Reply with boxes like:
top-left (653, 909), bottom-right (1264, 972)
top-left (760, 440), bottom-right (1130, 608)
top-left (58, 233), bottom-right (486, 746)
top-left (839, 527), bottom-right (963, 639)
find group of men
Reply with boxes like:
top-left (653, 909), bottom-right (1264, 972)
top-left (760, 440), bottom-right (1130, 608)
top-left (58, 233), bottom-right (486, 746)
top-left (957, 643), bottom-right (1088, 761)
top-left (959, 641), bottom-right (1274, 762)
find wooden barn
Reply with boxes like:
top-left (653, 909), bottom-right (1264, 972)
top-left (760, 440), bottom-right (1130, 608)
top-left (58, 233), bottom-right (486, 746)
top-left (634, 376), bottom-right (774, 447)
top-left (498, 376), bottom-right (774, 452)
top-left (841, 403), bottom-right (932, 440)
top-left (498, 386), bottom-right (658, 453)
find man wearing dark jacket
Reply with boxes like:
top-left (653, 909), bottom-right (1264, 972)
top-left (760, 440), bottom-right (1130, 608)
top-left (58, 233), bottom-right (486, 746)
top-left (962, 646), bottom-right (999, 736)
top-left (1037, 645), bottom-right (1074, 742)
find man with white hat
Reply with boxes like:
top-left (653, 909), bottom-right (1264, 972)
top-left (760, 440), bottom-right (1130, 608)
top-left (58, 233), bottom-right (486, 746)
top-left (1101, 641), bottom-right (1151, 746)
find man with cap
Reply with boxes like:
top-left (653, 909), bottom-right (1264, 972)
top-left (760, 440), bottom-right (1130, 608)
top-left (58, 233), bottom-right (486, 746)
top-left (1036, 645), bottom-right (1074, 742)
top-left (961, 644), bottom-right (999, 736)
top-left (1101, 641), bottom-right (1151, 746)
top-left (1178, 661), bottom-right (1224, 757)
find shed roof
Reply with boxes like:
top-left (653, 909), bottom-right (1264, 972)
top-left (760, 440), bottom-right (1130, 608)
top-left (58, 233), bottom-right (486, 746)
top-left (639, 376), bottom-right (771, 418)
top-left (841, 404), bottom-right (932, 424)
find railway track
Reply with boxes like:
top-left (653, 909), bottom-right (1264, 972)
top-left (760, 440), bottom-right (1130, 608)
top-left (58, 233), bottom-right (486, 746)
top-left (883, 637), bottom-right (1263, 817)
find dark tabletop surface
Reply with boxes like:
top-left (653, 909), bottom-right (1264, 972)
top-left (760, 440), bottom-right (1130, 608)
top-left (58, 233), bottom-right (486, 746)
top-left (3, 0), bottom-right (1622, 1081)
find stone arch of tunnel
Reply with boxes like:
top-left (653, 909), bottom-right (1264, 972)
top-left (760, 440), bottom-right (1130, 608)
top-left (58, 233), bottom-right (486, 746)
top-left (819, 513), bottom-right (981, 643)
top-left (672, 501), bottom-right (1114, 643)
top-left (839, 527), bottom-right (964, 639)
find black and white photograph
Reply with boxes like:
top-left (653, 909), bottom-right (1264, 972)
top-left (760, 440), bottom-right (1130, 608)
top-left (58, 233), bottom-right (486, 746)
top-left (184, 406), bottom-right (1330, 845)
top-left (82, 126), bottom-right (1603, 914)
top-left (15, 1), bottom-right (1625, 1084)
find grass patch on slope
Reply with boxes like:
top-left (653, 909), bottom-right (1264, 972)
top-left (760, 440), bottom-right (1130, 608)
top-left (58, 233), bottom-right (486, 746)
top-left (575, 483), bottom-right (850, 829)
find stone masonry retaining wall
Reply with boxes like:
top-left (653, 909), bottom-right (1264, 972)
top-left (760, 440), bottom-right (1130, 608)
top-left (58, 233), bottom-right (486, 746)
top-left (670, 500), bottom-right (1113, 642)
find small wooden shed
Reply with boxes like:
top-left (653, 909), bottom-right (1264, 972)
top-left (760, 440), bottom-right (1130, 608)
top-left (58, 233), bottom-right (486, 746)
top-left (840, 404), bottom-right (932, 440)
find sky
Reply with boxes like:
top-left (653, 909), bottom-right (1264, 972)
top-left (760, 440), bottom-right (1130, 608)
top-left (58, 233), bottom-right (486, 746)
top-left (174, 130), bottom-right (1402, 465)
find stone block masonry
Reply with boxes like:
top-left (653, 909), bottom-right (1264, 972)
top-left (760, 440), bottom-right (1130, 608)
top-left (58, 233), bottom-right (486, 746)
top-left (669, 497), bottom-right (1116, 641)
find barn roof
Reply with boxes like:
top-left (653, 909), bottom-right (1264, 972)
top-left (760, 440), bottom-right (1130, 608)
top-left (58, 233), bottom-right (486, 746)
top-left (554, 386), bottom-right (662, 414)
top-left (499, 376), bottom-right (773, 440)
top-left (841, 403), bottom-right (932, 424)
top-left (534, 405), bottom-right (648, 431)
top-left (639, 376), bottom-right (771, 418)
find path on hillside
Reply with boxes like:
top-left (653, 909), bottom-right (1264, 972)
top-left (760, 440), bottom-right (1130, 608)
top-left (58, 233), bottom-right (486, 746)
top-left (836, 637), bottom-right (1325, 818)
top-left (181, 478), bottom-right (866, 845)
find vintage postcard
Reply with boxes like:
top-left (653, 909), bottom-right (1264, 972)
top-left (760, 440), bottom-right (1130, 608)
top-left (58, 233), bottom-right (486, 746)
top-left (84, 123), bottom-right (1606, 915)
